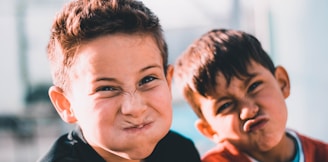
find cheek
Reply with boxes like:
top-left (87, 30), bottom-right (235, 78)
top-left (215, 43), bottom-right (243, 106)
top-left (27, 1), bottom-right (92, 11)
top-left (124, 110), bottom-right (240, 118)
top-left (73, 97), bottom-right (119, 125)
top-left (258, 90), bottom-right (288, 119)
top-left (77, 100), bottom-right (119, 141)
top-left (209, 115), bottom-right (242, 139)
top-left (269, 99), bottom-right (288, 129)
top-left (221, 116), bottom-right (240, 133)
top-left (146, 86), bottom-right (173, 115)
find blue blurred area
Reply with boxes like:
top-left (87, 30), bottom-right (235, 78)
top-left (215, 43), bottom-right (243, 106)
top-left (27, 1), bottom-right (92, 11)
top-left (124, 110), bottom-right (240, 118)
top-left (171, 101), bottom-right (216, 155)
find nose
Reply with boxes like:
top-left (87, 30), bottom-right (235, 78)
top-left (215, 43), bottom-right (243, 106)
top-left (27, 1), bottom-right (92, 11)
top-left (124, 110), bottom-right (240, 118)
top-left (239, 100), bottom-right (259, 120)
top-left (121, 91), bottom-right (147, 117)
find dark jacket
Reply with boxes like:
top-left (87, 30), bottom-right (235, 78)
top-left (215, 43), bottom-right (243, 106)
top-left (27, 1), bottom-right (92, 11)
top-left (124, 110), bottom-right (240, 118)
top-left (38, 127), bottom-right (201, 162)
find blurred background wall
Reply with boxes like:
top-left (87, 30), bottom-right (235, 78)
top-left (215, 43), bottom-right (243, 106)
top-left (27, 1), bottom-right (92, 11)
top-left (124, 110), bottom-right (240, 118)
top-left (0, 0), bottom-right (327, 161)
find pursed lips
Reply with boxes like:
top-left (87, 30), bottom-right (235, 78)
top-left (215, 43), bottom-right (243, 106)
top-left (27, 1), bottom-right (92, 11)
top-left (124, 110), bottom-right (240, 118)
top-left (243, 115), bottom-right (269, 133)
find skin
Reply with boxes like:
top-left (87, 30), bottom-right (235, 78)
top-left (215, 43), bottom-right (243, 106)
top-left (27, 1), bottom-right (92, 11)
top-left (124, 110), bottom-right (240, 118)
top-left (48, 33), bottom-right (173, 162)
top-left (195, 61), bottom-right (296, 162)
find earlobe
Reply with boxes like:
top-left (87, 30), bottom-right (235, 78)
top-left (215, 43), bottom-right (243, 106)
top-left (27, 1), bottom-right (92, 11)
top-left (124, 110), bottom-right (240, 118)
top-left (195, 119), bottom-right (219, 143)
top-left (274, 66), bottom-right (290, 98)
top-left (48, 86), bottom-right (77, 123)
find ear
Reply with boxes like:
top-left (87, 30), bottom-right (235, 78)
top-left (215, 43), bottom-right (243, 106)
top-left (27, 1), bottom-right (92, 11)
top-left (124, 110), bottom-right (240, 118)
top-left (274, 66), bottom-right (290, 98)
top-left (48, 86), bottom-right (77, 123)
top-left (195, 119), bottom-right (219, 143)
top-left (165, 65), bottom-right (174, 89)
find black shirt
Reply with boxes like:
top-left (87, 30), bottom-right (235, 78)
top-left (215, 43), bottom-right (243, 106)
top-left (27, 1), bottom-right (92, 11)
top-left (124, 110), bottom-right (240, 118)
top-left (38, 127), bottom-right (201, 162)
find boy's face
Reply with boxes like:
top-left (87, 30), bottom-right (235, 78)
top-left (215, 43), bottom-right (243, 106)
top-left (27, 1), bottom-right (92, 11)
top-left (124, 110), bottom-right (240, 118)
top-left (49, 34), bottom-right (173, 161)
top-left (195, 61), bottom-right (290, 153)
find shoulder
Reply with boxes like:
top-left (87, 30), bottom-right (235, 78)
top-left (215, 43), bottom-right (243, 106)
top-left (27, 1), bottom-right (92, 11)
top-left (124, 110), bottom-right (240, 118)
top-left (37, 132), bottom-right (79, 162)
top-left (296, 132), bottom-right (328, 161)
top-left (202, 141), bottom-right (250, 162)
top-left (297, 132), bottom-right (328, 147)
top-left (37, 128), bottom-right (104, 162)
top-left (145, 130), bottom-right (201, 162)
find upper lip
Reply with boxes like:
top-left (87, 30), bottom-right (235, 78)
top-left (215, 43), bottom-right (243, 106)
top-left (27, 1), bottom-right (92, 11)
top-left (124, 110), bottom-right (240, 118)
top-left (243, 115), bottom-right (268, 132)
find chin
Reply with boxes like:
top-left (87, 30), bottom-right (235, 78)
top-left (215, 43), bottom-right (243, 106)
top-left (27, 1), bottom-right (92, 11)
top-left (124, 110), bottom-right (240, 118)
top-left (258, 135), bottom-right (282, 152)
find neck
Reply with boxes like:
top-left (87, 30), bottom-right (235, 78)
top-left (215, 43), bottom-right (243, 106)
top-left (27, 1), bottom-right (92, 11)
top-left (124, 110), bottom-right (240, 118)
top-left (250, 133), bottom-right (296, 162)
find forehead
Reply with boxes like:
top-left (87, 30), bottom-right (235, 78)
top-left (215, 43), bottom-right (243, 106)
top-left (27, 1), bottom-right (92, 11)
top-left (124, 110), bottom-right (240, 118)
top-left (207, 61), bottom-right (270, 95)
top-left (72, 33), bottom-right (164, 78)
top-left (85, 33), bottom-right (160, 58)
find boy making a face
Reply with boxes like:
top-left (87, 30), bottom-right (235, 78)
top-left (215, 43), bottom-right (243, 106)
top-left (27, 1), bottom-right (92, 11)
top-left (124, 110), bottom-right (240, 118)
top-left (174, 29), bottom-right (328, 162)
top-left (38, 0), bottom-right (201, 162)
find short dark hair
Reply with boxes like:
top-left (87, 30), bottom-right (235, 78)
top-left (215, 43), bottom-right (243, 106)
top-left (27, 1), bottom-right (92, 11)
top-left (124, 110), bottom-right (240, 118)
top-left (47, 0), bottom-right (168, 92)
top-left (174, 29), bottom-right (275, 118)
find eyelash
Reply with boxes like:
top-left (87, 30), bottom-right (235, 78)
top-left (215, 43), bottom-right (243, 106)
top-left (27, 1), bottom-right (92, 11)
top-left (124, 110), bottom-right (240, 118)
top-left (139, 76), bottom-right (157, 86)
top-left (248, 81), bottom-right (262, 92)
top-left (96, 76), bottom-right (158, 92)
top-left (96, 86), bottom-right (118, 92)
top-left (217, 102), bottom-right (233, 114)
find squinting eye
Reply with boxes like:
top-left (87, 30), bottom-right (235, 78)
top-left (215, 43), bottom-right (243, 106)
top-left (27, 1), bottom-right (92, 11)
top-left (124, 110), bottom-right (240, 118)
top-left (96, 86), bottom-right (117, 92)
top-left (139, 76), bottom-right (157, 86)
top-left (248, 82), bottom-right (261, 92)
top-left (216, 102), bottom-right (233, 114)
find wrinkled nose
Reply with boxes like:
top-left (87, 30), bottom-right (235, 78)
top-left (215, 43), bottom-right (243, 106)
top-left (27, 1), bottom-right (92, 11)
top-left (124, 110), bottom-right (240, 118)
top-left (121, 91), bottom-right (147, 117)
top-left (239, 101), bottom-right (259, 120)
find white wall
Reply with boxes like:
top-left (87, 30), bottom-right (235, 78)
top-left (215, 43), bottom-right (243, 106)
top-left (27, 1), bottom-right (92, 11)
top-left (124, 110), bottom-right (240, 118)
top-left (270, 0), bottom-right (328, 142)
top-left (0, 1), bottom-right (24, 113)
top-left (0, 1), bottom-right (65, 114)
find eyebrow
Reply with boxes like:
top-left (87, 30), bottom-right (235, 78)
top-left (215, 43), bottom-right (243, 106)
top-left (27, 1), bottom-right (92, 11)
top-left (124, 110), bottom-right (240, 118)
top-left (214, 96), bottom-right (230, 105)
top-left (94, 64), bottom-right (162, 82)
top-left (95, 77), bottom-right (118, 82)
top-left (243, 72), bottom-right (259, 86)
top-left (214, 72), bottom-right (260, 102)
top-left (140, 64), bottom-right (162, 72)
